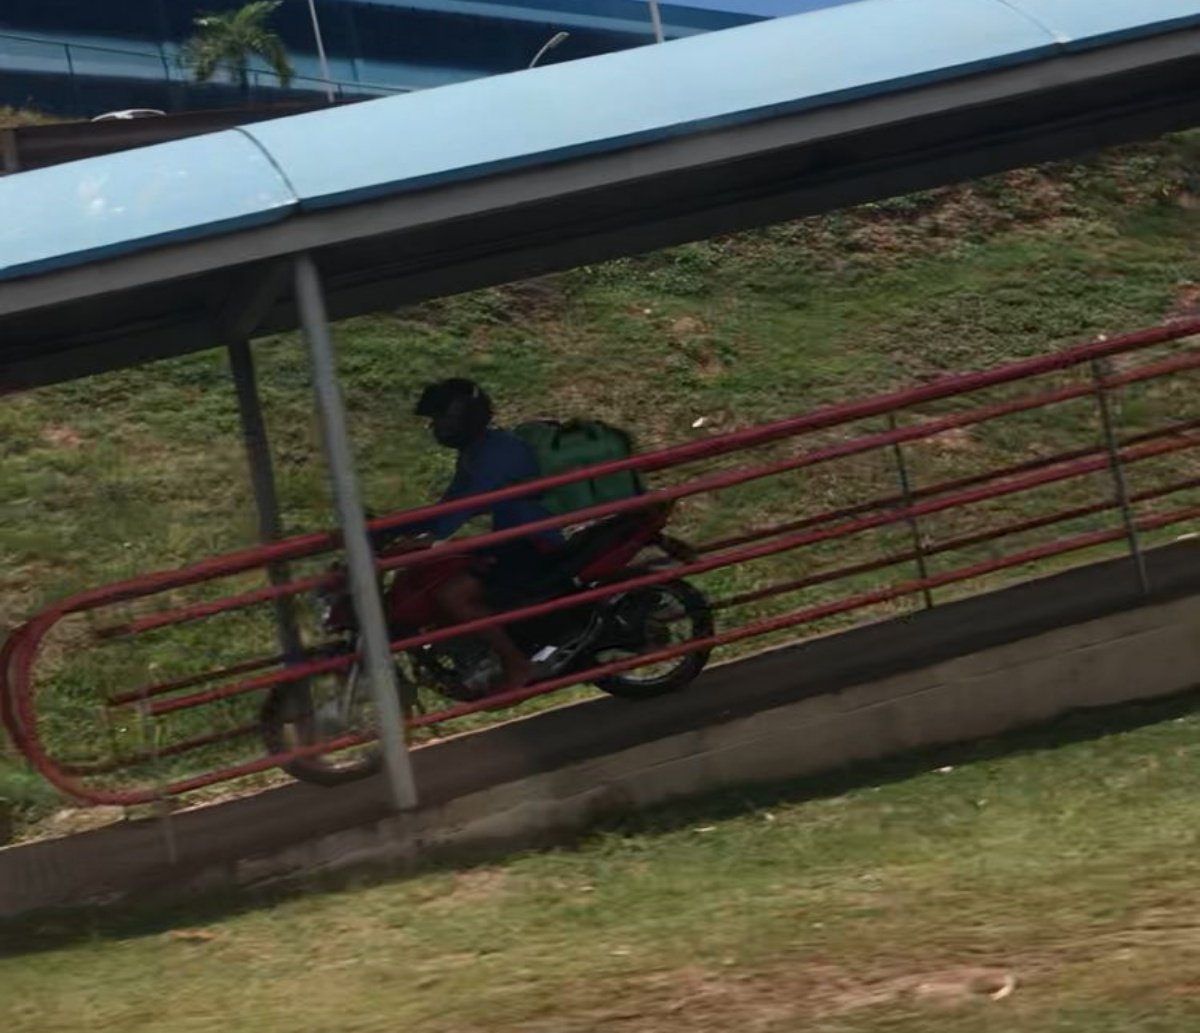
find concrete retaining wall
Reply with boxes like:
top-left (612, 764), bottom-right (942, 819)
top-left (3, 541), bottom-right (1199, 918)
top-left (218, 587), bottom-right (1200, 887)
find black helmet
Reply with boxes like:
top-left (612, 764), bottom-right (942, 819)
top-left (415, 377), bottom-right (493, 449)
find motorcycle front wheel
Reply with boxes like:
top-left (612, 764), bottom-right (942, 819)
top-left (593, 579), bottom-right (713, 700)
top-left (260, 651), bottom-right (414, 788)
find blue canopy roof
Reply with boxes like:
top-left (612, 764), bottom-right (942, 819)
top-left (3, 0), bottom-right (1200, 282)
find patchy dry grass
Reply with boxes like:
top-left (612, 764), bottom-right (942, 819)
top-left (5, 694), bottom-right (1200, 1031)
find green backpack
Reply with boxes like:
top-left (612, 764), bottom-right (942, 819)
top-left (513, 419), bottom-right (644, 517)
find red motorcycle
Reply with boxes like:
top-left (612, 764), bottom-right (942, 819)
top-left (261, 503), bottom-right (713, 786)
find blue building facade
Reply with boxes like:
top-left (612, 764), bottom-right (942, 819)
top-left (0, 0), bottom-right (846, 116)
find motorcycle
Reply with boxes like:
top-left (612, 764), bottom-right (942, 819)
top-left (260, 502), bottom-right (713, 786)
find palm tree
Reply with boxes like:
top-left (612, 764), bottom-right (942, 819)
top-left (181, 1), bottom-right (294, 96)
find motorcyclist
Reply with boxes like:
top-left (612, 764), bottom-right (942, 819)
top-left (376, 378), bottom-right (562, 691)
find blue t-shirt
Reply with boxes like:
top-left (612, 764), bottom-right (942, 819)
top-left (392, 429), bottom-right (562, 547)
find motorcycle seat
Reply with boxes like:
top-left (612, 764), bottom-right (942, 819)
top-left (505, 510), bottom-right (655, 605)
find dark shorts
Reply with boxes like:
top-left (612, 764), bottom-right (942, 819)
top-left (474, 539), bottom-right (555, 607)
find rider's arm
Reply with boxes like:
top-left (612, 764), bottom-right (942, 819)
top-left (371, 454), bottom-right (499, 549)
top-left (418, 454), bottom-right (518, 539)
top-left (368, 462), bottom-right (463, 551)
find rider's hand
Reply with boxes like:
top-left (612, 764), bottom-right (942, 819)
top-left (378, 532), bottom-right (434, 557)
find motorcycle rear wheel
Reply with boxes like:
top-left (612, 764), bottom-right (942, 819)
top-left (594, 579), bottom-right (713, 700)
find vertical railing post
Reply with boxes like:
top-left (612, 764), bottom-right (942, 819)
top-left (137, 697), bottom-right (178, 865)
top-left (64, 44), bottom-right (82, 117)
top-left (157, 42), bottom-right (177, 110)
top-left (0, 129), bottom-right (19, 175)
top-left (887, 412), bottom-right (935, 608)
top-left (293, 254), bottom-right (418, 812)
top-left (1090, 357), bottom-right (1150, 596)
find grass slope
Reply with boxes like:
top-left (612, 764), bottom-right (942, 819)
top-left (4, 133), bottom-right (1200, 827)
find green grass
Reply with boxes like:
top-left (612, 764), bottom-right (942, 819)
top-left (6, 692), bottom-right (1200, 1031)
top-left (6, 132), bottom-right (1200, 830)
top-left (0, 107), bottom-right (65, 129)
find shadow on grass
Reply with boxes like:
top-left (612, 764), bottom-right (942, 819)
top-left (3, 684), bottom-right (1199, 958)
top-left (597, 685), bottom-right (1200, 837)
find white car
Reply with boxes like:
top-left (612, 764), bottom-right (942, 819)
top-left (90, 109), bottom-right (166, 122)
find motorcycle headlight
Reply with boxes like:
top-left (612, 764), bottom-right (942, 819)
top-left (311, 586), bottom-right (335, 627)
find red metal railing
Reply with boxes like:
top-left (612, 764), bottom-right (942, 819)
top-left (4, 318), bottom-right (1200, 805)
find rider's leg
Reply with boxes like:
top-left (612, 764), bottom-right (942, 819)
top-left (434, 572), bottom-right (534, 689)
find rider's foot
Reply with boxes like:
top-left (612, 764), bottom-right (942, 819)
top-left (494, 656), bottom-right (536, 693)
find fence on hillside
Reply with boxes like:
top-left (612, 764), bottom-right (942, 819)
top-left (4, 318), bottom-right (1200, 806)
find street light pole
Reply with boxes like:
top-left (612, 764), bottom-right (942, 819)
top-left (529, 30), bottom-right (569, 69)
top-left (648, 0), bottom-right (665, 43)
top-left (305, 0), bottom-right (336, 103)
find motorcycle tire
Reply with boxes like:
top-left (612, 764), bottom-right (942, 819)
top-left (595, 579), bottom-right (713, 700)
top-left (260, 653), bottom-right (411, 788)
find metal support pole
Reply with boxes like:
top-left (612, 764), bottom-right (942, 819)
top-left (293, 254), bottom-right (418, 811)
top-left (887, 413), bottom-right (935, 609)
top-left (1090, 358), bottom-right (1151, 596)
top-left (648, 0), bottom-right (666, 43)
top-left (228, 339), bottom-right (306, 664)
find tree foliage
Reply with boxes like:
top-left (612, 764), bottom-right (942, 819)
top-left (181, 1), bottom-right (294, 93)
